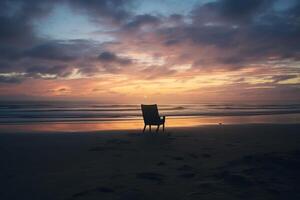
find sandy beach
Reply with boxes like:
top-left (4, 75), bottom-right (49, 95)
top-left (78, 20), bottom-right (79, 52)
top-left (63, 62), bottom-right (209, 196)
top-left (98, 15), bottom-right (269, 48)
top-left (1, 124), bottom-right (300, 200)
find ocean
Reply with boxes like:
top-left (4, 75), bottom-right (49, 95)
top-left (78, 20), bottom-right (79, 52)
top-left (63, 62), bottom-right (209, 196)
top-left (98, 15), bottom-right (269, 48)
top-left (0, 101), bottom-right (300, 132)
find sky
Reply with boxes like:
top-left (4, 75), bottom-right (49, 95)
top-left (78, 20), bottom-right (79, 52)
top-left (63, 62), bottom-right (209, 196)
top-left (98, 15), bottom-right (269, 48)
top-left (0, 0), bottom-right (300, 103)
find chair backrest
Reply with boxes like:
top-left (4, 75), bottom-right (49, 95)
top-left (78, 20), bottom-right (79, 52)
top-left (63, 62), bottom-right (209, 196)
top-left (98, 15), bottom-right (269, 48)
top-left (141, 104), bottom-right (160, 124)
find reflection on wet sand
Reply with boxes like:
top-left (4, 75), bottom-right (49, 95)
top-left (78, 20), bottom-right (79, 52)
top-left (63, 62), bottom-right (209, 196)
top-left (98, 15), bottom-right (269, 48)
top-left (0, 113), bottom-right (299, 133)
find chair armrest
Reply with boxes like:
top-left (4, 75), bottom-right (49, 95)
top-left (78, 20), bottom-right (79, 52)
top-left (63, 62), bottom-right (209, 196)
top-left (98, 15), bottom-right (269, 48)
top-left (160, 116), bottom-right (166, 122)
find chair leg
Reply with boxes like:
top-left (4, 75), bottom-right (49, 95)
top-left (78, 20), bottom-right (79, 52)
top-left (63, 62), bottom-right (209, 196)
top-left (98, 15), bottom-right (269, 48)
top-left (149, 125), bottom-right (151, 132)
top-left (156, 125), bottom-right (160, 132)
top-left (143, 125), bottom-right (146, 132)
top-left (163, 123), bottom-right (165, 132)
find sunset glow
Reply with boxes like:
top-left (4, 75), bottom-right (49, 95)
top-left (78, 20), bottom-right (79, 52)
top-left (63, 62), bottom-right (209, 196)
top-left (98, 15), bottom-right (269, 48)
top-left (0, 0), bottom-right (299, 103)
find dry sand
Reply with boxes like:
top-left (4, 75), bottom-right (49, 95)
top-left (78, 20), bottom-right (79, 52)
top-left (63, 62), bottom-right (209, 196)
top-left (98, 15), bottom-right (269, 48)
top-left (1, 124), bottom-right (300, 200)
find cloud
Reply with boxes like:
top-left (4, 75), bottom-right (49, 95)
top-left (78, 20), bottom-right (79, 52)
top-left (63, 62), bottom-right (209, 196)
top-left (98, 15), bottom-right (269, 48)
top-left (0, 0), bottom-right (58, 46)
top-left (0, 0), bottom-right (135, 81)
top-left (217, 0), bottom-right (274, 21)
top-left (154, 0), bottom-right (300, 69)
top-left (70, 0), bottom-right (133, 25)
top-left (98, 51), bottom-right (132, 65)
top-left (23, 40), bottom-right (96, 61)
top-left (0, 38), bottom-right (103, 81)
top-left (271, 75), bottom-right (298, 83)
top-left (26, 65), bottom-right (72, 78)
top-left (0, 0), bottom-right (300, 102)
top-left (24, 43), bottom-right (77, 61)
top-left (0, 75), bottom-right (24, 84)
top-left (191, 0), bottom-right (275, 25)
top-left (0, 45), bottom-right (23, 61)
top-left (139, 65), bottom-right (177, 80)
top-left (124, 14), bottom-right (161, 30)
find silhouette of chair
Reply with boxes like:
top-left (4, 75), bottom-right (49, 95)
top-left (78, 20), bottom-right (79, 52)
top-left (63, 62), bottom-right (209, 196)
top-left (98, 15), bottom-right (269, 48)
top-left (141, 104), bottom-right (165, 132)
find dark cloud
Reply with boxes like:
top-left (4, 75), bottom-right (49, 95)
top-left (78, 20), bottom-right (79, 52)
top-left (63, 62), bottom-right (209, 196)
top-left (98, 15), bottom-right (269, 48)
top-left (77, 65), bottom-right (100, 77)
top-left (157, 0), bottom-right (300, 68)
top-left (0, 0), bottom-right (135, 82)
top-left (25, 39), bottom-right (100, 61)
top-left (0, 16), bottom-right (34, 46)
top-left (218, 0), bottom-right (274, 21)
top-left (97, 51), bottom-right (133, 74)
top-left (25, 42), bottom-right (78, 61)
top-left (98, 51), bottom-right (132, 65)
top-left (271, 75), bottom-right (298, 83)
top-left (0, 0), bottom-right (59, 80)
top-left (164, 39), bottom-right (181, 46)
top-left (98, 51), bottom-right (118, 61)
top-left (125, 14), bottom-right (161, 29)
top-left (0, 45), bottom-right (22, 61)
top-left (191, 0), bottom-right (274, 25)
top-left (0, 39), bottom-right (102, 81)
top-left (0, 0), bottom-right (57, 46)
top-left (0, 74), bottom-right (24, 84)
top-left (70, 0), bottom-right (133, 25)
top-left (0, 77), bottom-right (22, 84)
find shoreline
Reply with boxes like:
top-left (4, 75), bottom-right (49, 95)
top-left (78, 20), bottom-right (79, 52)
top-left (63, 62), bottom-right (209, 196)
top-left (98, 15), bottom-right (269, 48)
top-left (1, 113), bottom-right (300, 134)
top-left (1, 111), bottom-right (300, 123)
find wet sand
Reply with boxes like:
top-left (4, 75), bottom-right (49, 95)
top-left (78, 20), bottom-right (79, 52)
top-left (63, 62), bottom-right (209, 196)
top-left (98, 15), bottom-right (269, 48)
top-left (1, 124), bottom-right (300, 200)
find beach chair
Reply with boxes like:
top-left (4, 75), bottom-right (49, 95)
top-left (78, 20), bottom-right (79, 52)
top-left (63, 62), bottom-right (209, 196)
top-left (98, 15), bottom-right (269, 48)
top-left (141, 104), bottom-right (165, 132)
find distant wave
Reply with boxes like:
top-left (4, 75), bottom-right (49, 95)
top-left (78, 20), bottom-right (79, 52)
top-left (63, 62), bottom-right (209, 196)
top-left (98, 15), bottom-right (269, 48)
top-left (0, 102), bottom-right (300, 124)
